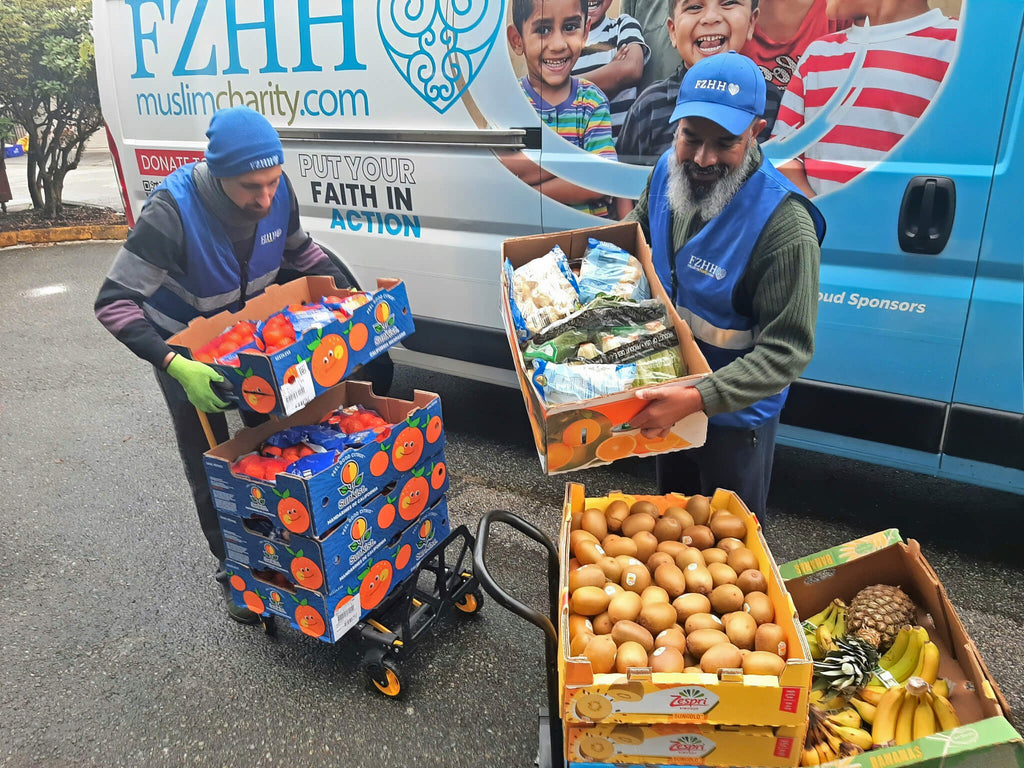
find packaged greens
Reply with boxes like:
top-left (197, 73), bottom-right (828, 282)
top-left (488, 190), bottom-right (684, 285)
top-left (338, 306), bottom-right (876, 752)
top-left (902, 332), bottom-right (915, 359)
top-left (504, 245), bottom-right (580, 341)
top-left (577, 238), bottom-right (650, 303)
top-left (530, 296), bottom-right (667, 346)
top-left (523, 328), bottom-right (590, 364)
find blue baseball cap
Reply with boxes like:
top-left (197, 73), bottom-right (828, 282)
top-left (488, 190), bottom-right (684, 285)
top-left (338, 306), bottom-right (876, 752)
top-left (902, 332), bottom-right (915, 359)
top-left (670, 52), bottom-right (766, 136)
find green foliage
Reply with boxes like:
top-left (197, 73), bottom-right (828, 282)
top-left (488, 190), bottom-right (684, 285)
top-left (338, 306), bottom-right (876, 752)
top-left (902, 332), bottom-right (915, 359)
top-left (0, 0), bottom-right (104, 216)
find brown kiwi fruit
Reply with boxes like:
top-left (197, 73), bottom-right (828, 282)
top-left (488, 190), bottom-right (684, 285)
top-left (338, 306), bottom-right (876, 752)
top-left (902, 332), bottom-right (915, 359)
top-left (620, 564), bottom-right (652, 594)
top-left (653, 563), bottom-right (687, 598)
top-left (681, 525), bottom-right (715, 551)
top-left (674, 547), bottom-right (706, 569)
top-left (615, 641), bottom-right (650, 673)
top-left (601, 534), bottom-right (638, 559)
top-left (611, 620), bottom-right (654, 653)
top-left (571, 585), bottom-right (610, 615)
top-left (620, 512), bottom-right (657, 538)
top-left (743, 650), bottom-right (786, 676)
top-left (581, 508), bottom-right (609, 540)
top-left (726, 546), bottom-right (759, 574)
top-left (701, 547), bottom-right (729, 565)
top-left (652, 515), bottom-right (683, 543)
top-left (646, 551), bottom-right (676, 572)
top-left (743, 591), bottom-right (775, 624)
top-left (597, 556), bottom-right (623, 583)
top-left (736, 569), bottom-right (768, 594)
top-left (706, 562), bottom-right (739, 588)
top-left (638, 601), bottom-right (678, 634)
top-left (569, 631), bottom-right (593, 657)
top-left (570, 510), bottom-right (584, 532)
top-left (683, 612), bottom-right (725, 634)
top-left (568, 564), bottom-right (607, 592)
top-left (654, 627), bottom-right (688, 653)
top-left (575, 539), bottom-right (605, 566)
top-left (604, 500), bottom-right (630, 533)
top-left (724, 610), bottom-right (758, 650)
top-left (630, 500), bottom-right (659, 517)
top-left (607, 591), bottom-right (643, 624)
top-left (716, 537), bottom-right (745, 553)
top-left (631, 531), bottom-right (659, 563)
top-left (592, 611), bottom-right (613, 635)
top-left (649, 645), bottom-right (686, 673)
top-left (700, 642), bottom-right (743, 673)
top-left (640, 585), bottom-right (670, 604)
top-left (583, 634), bottom-right (617, 674)
top-left (754, 623), bottom-right (788, 657)
top-left (710, 512), bottom-right (746, 541)
top-left (570, 529), bottom-right (598, 552)
top-left (685, 628), bottom-right (729, 658)
top-left (614, 554), bottom-right (643, 572)
top-left (603, 582), bottom-right (624, 601)
top-left (683, 563), bottom-right (714, 595)
top-left (685, 495), bottom-right (712, 525)
top-left (662, 506), bottom-right (695, 531)
top-left (568, 613), bottom-right (593, 639)
top-left (709, 584), bottom-right (745, 615)
top-left (672, 592), bottom-right (712, 623)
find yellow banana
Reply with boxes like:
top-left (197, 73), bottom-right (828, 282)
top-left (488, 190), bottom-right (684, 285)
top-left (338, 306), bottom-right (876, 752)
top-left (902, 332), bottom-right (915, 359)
top-left (878, 626), bottom-right (913, 668)
top-left (816, 741), bottom-right (838, 764)
top-left (917, 642), bottom-right (940, 685)
top-left (816, 622), bottom-right (838, 655)
top-left (828, 724), bottom-right (874, 751)
top-left (801, 746), bottom-right (821, 766)
top-left (888, 627), bottom-right (928, 683)
top-left (807, 633), bottom-right (823, 660)
top-left (832, 605), bottom-right (847, 640)
top-left (932, 678), bottom-right (950, 698)
top-left (871, 684), bottom-right (907, 747)
top-left (803, 601), bottom-right (837, 629)
top-left (809, 689), bottom-right (825, 705)
top-left (849, 696), bottom-right (877, 725)
top-left (827, 708), bottom-right (862, 729)
top-left (858, 684), bottom-right (886, 706)
top-left (894, 688), bottom-right (920, 745)
top-left (913, 694), bottom-right (938, 740)
top-left (929, 691), bottom-right (961, 731)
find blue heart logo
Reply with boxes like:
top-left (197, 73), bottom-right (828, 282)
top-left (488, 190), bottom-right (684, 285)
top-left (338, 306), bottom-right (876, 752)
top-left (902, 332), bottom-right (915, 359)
top-left (378, 0), bottom-right (505, 114)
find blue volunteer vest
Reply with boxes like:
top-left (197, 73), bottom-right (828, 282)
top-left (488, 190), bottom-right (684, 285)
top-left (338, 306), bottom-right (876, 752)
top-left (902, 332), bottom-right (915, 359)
top-left (146, 163), bottom-right (290, 334)
top-left (649, 150), bottom-right (825, 429)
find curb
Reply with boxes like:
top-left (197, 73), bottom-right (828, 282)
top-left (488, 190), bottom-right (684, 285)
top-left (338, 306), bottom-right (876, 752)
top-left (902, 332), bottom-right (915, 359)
top-left (0, 224), bottom-right (129, 248)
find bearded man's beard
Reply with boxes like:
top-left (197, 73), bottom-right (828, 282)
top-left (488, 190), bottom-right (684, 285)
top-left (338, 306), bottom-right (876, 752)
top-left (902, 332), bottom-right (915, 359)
top-left (667, 139), bottom-right (760, 222)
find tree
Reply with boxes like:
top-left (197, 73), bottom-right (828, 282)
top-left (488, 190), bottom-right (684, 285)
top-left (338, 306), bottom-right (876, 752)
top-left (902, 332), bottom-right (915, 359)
top-left (0, 0), bottom-right (103, 218)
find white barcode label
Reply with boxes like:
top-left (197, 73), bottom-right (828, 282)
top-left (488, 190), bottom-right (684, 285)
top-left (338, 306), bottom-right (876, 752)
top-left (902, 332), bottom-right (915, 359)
top-left (874, 668), bottom-right (899, 688)
top-left (280, 361), bottom-right (315, 415)
top-left (331, 594), bottom-right (361, 638)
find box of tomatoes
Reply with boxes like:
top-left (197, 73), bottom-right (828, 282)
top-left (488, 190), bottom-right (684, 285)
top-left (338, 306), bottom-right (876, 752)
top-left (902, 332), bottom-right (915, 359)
top-left (222, 496), bottom-right (451, 643)
top-left (218, 447), bottom-right (449, 595)
top-left (168, 275), bottom-right (414, 418)
top-left (203, 381), bottom-right (445, 538)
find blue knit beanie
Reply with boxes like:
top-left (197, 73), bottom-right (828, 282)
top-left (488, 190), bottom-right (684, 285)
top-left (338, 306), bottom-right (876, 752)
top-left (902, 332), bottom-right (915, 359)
top-left (204, 107), bottom-right (283, 178)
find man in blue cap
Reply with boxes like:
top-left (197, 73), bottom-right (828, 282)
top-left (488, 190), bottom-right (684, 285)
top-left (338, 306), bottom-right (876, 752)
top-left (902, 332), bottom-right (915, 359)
top-left (628, 51), bottom-right (825, 522)
top-left (95, 106), bottom-right (390, 622)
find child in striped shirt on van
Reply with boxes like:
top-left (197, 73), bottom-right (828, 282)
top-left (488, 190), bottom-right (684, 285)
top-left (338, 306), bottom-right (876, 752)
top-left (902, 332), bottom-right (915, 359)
top-left (505, 0), bottom-right (618, 217)
top-left (771, 1), bottom-right (959, 196)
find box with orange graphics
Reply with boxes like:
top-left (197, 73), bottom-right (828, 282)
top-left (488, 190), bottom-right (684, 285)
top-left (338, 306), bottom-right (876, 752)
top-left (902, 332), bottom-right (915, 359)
top-left (218, 449), bottom-right (449, 595)
top-left (501, 222), bottom-right (711, 474)
top-left (223, 497), bottom-right (450, 643)
top-left (558, 484), bottom-right (813, 729)
top-left (203, 380), bottom-right (445, 538)
top-left (168, 275), bottom-right (413, 418)
top-left (565, 721), bottom-right (806, 766)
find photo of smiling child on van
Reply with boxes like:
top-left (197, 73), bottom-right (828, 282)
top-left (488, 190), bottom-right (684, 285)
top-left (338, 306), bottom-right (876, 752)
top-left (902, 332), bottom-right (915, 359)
top-left (771, 0), bottom-right (959, 196)
top-left (501, 0), bottom-right (620, 218)
top-left (572, 0), bottom-right (650, 140)
top-left (617, 0), bottom-right (783, 166)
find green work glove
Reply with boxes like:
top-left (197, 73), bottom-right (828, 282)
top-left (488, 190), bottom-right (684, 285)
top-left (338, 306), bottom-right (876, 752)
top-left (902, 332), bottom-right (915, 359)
top-left (166, 354), bottom-right (230, 413)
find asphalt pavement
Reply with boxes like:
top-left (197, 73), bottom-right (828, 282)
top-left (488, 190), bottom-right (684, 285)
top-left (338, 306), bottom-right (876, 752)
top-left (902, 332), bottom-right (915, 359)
top-left (0, 240), bottom-right (1021, 768)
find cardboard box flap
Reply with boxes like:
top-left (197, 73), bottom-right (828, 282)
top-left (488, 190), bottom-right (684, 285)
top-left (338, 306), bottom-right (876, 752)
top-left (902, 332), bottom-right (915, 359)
top-left (778, 529), bottom-right (903, 581)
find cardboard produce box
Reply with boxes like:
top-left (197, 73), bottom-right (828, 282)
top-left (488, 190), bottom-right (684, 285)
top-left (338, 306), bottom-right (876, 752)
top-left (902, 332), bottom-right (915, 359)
top-left (169, 275), bottom-right (413, 417)
top-left (780, 532), bottom-right (1023, 768)
top-left (219, 449), bottom-right (449, 594)
top-left (224, 497), bottom-right (450, 643)
top-left (559, 483), bottom-right (813, 730)
top-left (501, 222), bottom-right (711, 474)
top-left (203, 381), bottom-right (445, 538)
top-left (566, 721), bottom-right (805, 766)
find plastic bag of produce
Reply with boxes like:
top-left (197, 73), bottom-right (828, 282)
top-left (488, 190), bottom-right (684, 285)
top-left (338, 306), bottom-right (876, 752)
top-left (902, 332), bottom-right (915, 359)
top-left (577, 239), bottom-right (650, 303)
top-left (504, 246), bottom-right (580, 341)
top-left (530, 296), bottom-right (667, 346)
top-left (532, 359), bottom-right (639, 404)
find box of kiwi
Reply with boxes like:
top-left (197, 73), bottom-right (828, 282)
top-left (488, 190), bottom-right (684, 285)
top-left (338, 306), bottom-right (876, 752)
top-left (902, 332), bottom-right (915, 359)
top-left (558, 482), bottom-right (813, 733)
top-left (565, 721), bottom-right (807, 766)
top-left (780, 534), bottom-right (1022, 768)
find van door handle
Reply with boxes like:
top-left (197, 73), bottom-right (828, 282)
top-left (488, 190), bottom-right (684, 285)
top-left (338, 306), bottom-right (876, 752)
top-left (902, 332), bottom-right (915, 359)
top-left (898, 176), bottom-right (955, 254)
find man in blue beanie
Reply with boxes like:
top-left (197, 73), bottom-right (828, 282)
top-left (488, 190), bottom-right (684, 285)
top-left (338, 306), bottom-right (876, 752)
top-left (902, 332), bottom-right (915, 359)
top-left (95, 106), bottom-right (392, 623)
top-left (626, 53), bottom-right (825, 523)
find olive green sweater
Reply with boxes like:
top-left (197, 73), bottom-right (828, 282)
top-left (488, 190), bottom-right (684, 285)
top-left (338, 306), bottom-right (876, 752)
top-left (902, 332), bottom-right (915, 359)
top-left (626, 170), bottom-right (821, 419)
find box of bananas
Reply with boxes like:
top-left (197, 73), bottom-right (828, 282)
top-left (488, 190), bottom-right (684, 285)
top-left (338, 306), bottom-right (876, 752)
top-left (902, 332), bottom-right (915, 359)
top-left (780, 532), bottom-right (1022, 768)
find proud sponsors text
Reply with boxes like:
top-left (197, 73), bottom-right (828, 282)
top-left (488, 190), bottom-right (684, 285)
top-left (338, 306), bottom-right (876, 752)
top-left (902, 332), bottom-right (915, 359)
top-left (820, 291), bottom-right (927, 314)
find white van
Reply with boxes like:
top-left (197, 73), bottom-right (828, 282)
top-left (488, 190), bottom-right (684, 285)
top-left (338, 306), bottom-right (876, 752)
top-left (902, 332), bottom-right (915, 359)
top-left (92, 0), bottom-right (1022, 494)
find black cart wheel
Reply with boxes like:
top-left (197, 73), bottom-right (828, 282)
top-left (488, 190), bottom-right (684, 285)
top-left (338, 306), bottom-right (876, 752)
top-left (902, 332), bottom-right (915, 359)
top-left (455, 590), bottom-right (483, 614)
top-left (364, 658), bottom-right (402, 697)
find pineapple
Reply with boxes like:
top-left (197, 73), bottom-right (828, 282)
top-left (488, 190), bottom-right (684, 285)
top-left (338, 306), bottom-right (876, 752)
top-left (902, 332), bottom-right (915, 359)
top-left (815, 584), bottom-right (917, 696)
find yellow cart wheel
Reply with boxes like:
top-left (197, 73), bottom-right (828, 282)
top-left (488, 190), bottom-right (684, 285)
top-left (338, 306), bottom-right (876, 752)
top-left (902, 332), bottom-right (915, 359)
top-left (455, 590), bottom-right (483, 614)
top-left (365, 659), bottom-right (402, 697)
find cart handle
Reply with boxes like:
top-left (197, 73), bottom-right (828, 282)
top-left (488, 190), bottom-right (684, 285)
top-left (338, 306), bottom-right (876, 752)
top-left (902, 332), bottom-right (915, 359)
top-left (473, 510), bottom-right (560, 646)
